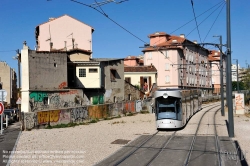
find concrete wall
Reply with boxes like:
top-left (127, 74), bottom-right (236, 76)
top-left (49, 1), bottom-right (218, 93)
top-left (29, 89), bottom-right (86, 112)
top-left (103, 60), bottom-right (124, 103)
top-left (22, 99), bottom-right (153, 130)
top-left (28, 51), bottom-right (67, 89)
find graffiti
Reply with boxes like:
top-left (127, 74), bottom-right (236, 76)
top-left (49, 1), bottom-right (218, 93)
top-left (59, 110), bottom-right (70, 122)
top-left (50, 95), bottom-right (61, 108)
top-left (71, 107), bottom-right (88, 123)
top-left (37, 110), bottom-right (61, 124)
top-left (60, 90), bottom-right (78, 95)
top-left (30, 92), bottom-right (48, 102)
top-left (235, 94), bottom-right (244, 110)
top-left (58, 82), bottom-right (67, 89)
top-left (24, 112), bottom-right (37, 130)
top-left (29, 90), bottom-right (84, 112)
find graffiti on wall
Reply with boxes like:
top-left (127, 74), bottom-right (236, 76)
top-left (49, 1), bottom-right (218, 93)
top-left (24, 112), bottom-right (37, 130)
top-left (29, 91), bottom-right (83, 112)
top-left (71, 107), bottom-right (88, 123)
top-left (37, 110), bottom-right (61, 124)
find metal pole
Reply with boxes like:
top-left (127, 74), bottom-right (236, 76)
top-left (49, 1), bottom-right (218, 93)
top-left (227, 0), bottom-right (234, 137)
top-left (219, 36), bottom-right (225, 116)
top-left (236, 59), bottom-right (239, 92)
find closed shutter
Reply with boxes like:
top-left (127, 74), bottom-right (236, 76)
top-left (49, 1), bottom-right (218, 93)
top-left (149, 76), bottom-right (151, 90)
top-left (140, 76), bottom-right (143, 90)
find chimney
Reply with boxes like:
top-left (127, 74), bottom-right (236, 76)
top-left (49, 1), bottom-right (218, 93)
top-left (49, 18), bottom-right (55, 21)
top-left (180, 34), bottom-right (185, 38)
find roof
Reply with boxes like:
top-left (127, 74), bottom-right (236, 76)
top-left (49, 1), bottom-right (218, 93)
top-left (208, 55), bottom-right (220, 61)
top-left (142, 32), bottom-right (209, 53)
top-left (35, 48), bottom-right (91, 54)
top-left (124, 65), bottom-right (157, 72)
top-left (91, 58), bottom-right (124, 62)
top-left (142, 35), bottom-right (186, 52)
top-left (36, 14), bottom-right (94, 32)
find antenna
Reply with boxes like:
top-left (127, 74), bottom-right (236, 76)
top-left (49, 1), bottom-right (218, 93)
top-left (67, 33), bottom-right (75, 49)
top-left (46, 25), bottom-right (53, 50)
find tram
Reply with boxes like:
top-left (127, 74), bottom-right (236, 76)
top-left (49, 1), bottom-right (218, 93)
top-left (152, 89), bottom-right (202, 130)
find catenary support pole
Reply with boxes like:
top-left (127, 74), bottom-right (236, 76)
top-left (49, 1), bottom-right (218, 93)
top-left (219, 36), bottom-right (225, 116)
top-left (227, 0), bottom-right (234, 137)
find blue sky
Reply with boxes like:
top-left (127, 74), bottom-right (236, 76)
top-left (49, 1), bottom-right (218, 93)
top-left (1, 0), bottom-right (250, 75)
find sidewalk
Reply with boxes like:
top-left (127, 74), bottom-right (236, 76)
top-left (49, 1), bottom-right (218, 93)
top-left (0, 122), bottom-right (21, 166)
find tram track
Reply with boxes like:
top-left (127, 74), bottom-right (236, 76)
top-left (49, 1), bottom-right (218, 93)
top-left (183, 104), bottom-right (222, 166)
top-left (113, 130), bottom-right (160, 166)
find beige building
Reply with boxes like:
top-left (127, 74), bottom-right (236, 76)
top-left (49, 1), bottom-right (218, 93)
top-left (0, 61), bottom-right (17, 108)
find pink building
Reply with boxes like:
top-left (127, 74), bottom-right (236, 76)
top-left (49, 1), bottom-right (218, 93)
top-left (124, 55), bottom-right (144, 66)
top-left (208, 50), bottom-right (226, 94)
top-left (142, 32), bottom-right (212, 92)
top-left (35, 15), bottom-right (94, 57)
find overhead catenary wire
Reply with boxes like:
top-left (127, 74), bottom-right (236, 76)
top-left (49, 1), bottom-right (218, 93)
top-left (186, 1), bottom-right (225, 38)
top-left (190, 0), bottom-right (202, 43)
top-left (151, 0), bottom-right (225, 46)
top-left (70, 0), bottom-right (147, 44)
top-left (202, 2), bottom-right (226, 43)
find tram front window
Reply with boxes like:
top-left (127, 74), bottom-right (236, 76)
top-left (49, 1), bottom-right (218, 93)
top-left (156, 97), bottom-right (179, 120)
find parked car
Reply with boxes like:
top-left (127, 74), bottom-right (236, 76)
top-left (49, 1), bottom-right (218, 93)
top-left (4, 109), bottom-right (15, 124)
top-left (0, 113), bottom-right (6, 128)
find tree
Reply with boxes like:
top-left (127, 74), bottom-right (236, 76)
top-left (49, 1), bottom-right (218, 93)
top-left (232, 81), bottom-right (245, 91)
top-left (242, 68), bottom-right (250, 90)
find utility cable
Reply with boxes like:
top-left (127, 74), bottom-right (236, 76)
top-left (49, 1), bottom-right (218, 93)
top-left (203, 2), bottom-right (226, 43)
top-left (186, 2), bottom-right (225, 38)
top-left (190, 0), bottom-right (202, 43)
top-left (70, 0), bottom-right (147, 44)
top-left (151, 1), bottom-right (224, 46)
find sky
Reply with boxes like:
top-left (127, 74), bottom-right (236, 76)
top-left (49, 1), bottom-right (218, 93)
top-left (0, 0), bottom-right (250, 76)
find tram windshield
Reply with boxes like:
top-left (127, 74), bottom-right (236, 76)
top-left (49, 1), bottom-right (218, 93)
top-left (156, 97), bottom-right (181, 120)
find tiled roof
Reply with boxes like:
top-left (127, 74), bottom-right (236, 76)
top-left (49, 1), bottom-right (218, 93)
top-left (142, 35), bottom-right (186, 52)
top-left (91, 58), bottom-right (124, 62)
top-left (124, 65), bottom-right (157, 72)
top-left (208, 55), bottom-right (220, 61)
top-left (209, 50), bottom-right (221, 57)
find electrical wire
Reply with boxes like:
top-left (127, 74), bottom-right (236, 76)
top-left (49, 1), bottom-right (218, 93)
top-left (203, 2), bottom-right (226, 43)
top-left (70, 0), bottom-right (147, 44)
top-left (186, 1), bottom-right (225, 38)
top-left (190, 0), bottom-right (202, 43)
top-left (151, 1), bottom-right (224, 46)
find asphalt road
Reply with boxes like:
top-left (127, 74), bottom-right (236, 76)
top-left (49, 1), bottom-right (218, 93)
top-left (0, 122), bottom-right (21, 166)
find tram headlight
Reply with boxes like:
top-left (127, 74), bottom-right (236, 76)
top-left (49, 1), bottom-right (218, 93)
top-left (163, 93), bottom-right (168, 98)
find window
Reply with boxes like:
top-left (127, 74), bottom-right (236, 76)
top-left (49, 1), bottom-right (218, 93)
top-left (165, 75), bottom-right (170, 83)
top-left (148, 52), bottom-right (152, 60)
top-left (165, 63), bottom-right (169, 70)
top-left (110, 69), bottom-right (116, 81)
top-left (125, 77), bottom-right (131, 83)
top-left (89, 68), bottom-right (98, 73)
top-left (79, 68), bottom-right (86, 77)
top-left (164, 51), bottom-right (168, 58)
